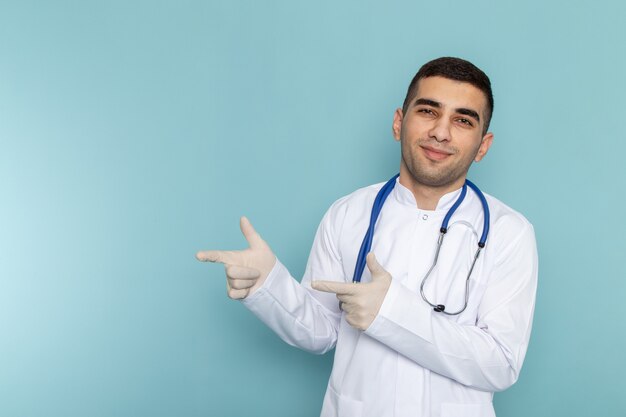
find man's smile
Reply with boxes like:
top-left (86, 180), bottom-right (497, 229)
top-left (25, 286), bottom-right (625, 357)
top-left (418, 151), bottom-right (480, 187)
top-left (420, 144), bottom-right (454, 161)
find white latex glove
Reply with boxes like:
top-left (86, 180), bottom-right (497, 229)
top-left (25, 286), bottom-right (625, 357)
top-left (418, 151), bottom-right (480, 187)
top-left (312, 252), bottom-right (392, 331)
top-left (196, 217), bottom-right (276, 300)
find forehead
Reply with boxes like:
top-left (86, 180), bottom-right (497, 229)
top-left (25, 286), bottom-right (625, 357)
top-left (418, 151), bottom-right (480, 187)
top-left (414, 76), bottom-right (488, 114)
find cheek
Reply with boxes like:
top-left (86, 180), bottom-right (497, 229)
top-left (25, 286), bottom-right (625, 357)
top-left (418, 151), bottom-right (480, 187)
top-left (402, 117), bottom-right (427, 135)
top-left (459, 132), bottom-right (484, 151)
top-left (400, 138), bottom-right (417, 160)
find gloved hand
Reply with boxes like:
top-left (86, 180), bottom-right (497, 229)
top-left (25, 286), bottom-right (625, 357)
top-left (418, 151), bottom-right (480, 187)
top-left (312, 252), bottom-right (392, 330)
top-left (196, 217), bottom-right (276, 299)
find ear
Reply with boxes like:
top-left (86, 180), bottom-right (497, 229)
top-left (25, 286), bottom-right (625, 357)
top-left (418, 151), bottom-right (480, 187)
top-left (392, 108), bottom-right (403, 142)
top-left (474, 132), bottom-right (494, 162)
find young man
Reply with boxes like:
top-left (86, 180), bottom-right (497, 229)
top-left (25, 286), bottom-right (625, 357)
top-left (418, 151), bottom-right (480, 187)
top-left (197, 57), bottom-right (538, 417)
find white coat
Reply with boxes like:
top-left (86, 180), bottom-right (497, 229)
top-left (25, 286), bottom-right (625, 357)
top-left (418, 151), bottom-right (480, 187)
top-left (242, 178), bottom-right (538, 417)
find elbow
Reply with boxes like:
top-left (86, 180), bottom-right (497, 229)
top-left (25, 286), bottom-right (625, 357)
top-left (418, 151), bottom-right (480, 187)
top-left (475, 341), bottom-right (528, 392)
top-left (491, 374), bottom-right (519, 393)
top-left (286, 336), bottom-right (336, 355)
top-left (301, 328), bottom-right (338, 355)
top-left (302, 343), bottom-right (335, 355)
top-left (285, 319), bottom-right (337, 355)
top-left (449, 356), bottom-right (522, 392)
top-left (478, 365), bottom-right (520, 392)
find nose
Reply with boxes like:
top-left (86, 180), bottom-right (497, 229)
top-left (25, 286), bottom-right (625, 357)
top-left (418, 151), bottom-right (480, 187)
top-left (428, 117), bottom-right (451, 143)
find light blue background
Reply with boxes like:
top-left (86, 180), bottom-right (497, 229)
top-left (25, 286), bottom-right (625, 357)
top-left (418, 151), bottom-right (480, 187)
top-left (1, 1), bottom-right (625, 416)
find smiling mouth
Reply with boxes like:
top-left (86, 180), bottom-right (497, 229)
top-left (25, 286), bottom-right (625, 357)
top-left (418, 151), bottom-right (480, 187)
top-left (421, 145), bottom-right (453, 161)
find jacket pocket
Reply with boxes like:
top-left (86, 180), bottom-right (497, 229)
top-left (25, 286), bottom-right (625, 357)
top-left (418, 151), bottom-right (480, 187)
top-left (441, 402), bottom-right (496, 417)
top-left (324, 385), bottom-right (363, 417)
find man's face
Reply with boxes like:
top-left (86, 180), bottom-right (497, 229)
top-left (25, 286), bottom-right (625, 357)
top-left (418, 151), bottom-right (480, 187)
top-left (393, 76), bottom-right (493, 190)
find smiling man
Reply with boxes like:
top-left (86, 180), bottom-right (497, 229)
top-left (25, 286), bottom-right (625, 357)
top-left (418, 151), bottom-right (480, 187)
top-left (197, 57), bottom-right (538, 417)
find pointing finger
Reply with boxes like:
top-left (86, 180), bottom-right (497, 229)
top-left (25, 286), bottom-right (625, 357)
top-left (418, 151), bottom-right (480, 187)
top-left (196, 250), bottom-right (239, 265)
top-left (311, 280), bottom-right (357, 295)
top-left (240, 216), bottom-right (267, 250)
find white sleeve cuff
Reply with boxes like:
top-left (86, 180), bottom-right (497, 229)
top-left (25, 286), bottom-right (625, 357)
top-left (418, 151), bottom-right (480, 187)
top-left (365, 278), bottom-right (433, 343)
top-left (240, 258), bottom-right (285, 306)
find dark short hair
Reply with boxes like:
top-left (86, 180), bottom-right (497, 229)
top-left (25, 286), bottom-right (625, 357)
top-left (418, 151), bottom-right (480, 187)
top-left (402, 57), bottom-right (494, 133)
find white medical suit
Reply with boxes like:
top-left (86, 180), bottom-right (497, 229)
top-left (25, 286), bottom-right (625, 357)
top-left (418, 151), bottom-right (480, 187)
top-left (242, 178), bottom-right (538, 417)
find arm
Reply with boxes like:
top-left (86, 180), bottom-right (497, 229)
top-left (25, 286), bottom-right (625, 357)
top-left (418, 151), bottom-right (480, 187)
top-left (243, 207), bottom-right (348, 353)
top-left (365, 221), bottom-right (538, 391)
top-left (197, 209), bottom-right (346, 354)
top-left (240, 257), bottom-right (341, 354)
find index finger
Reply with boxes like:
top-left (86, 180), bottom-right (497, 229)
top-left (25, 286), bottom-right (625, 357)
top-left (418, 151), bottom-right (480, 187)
top-left (195, 250), bottom-right (239, 265)
top-left (311, 280), bottom-right (357, 295)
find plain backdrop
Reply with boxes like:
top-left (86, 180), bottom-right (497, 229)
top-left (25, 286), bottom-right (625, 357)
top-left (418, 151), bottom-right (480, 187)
top-left (1, 1), bottom-right (625, 416)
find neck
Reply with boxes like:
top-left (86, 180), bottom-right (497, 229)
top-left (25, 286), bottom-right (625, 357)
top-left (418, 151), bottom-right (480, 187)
top-left (398, 165), bottom-right (465, 210)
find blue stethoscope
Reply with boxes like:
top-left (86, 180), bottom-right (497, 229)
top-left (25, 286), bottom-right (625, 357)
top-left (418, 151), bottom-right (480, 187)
top-left (352, 174), bottom-right (490, 315)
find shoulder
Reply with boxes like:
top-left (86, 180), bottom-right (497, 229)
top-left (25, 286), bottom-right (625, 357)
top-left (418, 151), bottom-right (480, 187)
top-left (329, 181), bottom-right (385, 213)
top-left (483, 193), bottom-right (534, 236)
top-left (481, 193), bottom-right (537, 263)
top-left (319, 181), bottom-right (385, 233)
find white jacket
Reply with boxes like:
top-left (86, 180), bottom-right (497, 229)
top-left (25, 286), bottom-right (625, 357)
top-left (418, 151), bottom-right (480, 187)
top-left (242, 178), bottom-right (538, 417)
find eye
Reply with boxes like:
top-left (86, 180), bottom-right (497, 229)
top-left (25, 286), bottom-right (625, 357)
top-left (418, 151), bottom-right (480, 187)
top-left (456, 118), bottom-right (473, 127)
top-left (417, 108), bottom-right (435, 115)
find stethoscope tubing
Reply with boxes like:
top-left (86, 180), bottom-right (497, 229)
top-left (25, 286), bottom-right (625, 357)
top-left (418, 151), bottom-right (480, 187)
top-left (352, 173), bottom-right (490, 315)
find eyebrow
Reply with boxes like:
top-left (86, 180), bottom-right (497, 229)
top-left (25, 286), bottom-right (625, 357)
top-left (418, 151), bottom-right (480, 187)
top-left (414, 97), bottom-right (481, 123)
top-left (414, 98), bottom-right (441, 108)
top-left (456, 108), bottom-right (481, 123)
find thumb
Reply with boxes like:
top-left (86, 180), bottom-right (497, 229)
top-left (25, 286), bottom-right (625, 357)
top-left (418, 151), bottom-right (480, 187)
top-left (240, 216), bottom-right (267, 250)
top-left (366, 252), bottom-right (387, 279)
